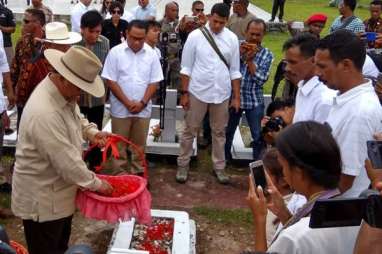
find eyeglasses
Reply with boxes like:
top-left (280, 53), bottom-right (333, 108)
top-left (195, 8), bottom-right (204, 12)
top-left (111, 9), bottom-right (121, 14)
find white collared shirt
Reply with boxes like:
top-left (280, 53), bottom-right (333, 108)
top-left (101, 43), bottom-right (163, 118)
top-left (180, 24), bottom-right (242, 104)
top-left (0, 31), bottom-right (9, 112)
top-left (131, 3), bottom-right (156, 20)
top-left (71, 1), bottom-right (91, 32)
top-left (293, 76), bottom-right (337, 124)
top-left (326, 81), bottom-right (382, 198)
top-left (363, 54), bottom-right (379, 78)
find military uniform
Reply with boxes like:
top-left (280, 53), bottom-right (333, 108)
top-left (160, 18), bottom-right (182, 90)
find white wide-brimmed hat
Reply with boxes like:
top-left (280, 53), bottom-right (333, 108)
top-left (44, 22), bottom-right (82, 45)
top-left (44, 46), bottom-right (105, 98)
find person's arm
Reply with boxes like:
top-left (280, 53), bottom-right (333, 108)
top-left (2, 73), bottom-right (14, 108)
top-left (0, 25), bottom-right (15, 34)
top-left (0, 10), bottom-right (16, 34)
top-left (106, 79), bottom-right (133, 110)
top-left (230, 37), bottom-right (242, 112)
top-left (179, 32), bottom-right (196, 110)
top-left (31, 112), bottom-right (110, 192)
top-left (247, 176), bottom-right (268, 252)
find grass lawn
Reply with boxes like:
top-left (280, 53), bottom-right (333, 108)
top-left (251, 0), bottom-right (371, 94)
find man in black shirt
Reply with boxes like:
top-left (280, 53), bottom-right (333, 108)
top-left (0, 5), bottom-right (15, 66)
top-left (101, 1), bottom-right (128, 48)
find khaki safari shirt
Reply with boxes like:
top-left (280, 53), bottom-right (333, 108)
top-left (227, 11), bottom-right (256, 40)
top-left (12, 76), bottom-right (103, 222)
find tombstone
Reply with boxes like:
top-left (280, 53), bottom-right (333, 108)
top-left (146, 89), bottom-right (197, 156)
top-left (108, 209), bottom-right (196, 254)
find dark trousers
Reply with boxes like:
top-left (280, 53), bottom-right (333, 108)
top-left (80, 105), bottom-right (104, 170)
top-left (23, 215), bottom-right (73, 254)
top-left (271, 0), bottom-right (286, 20)
top-left (225, 105), bottom-right (264, 161)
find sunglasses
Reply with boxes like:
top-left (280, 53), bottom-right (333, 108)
top-left (111, 10), bottom-right (121, 14)
top-left (195, 8), bottom-right (204, 12)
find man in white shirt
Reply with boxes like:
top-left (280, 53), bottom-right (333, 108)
top-left (132, 0), bottom-right (156, 21)
top-left (283, 33), bottom-right (336, 124)
top-left (315, 30), bottom-right (382, 198)
top-left (71, 0), bottom-right (92, 32)
top-left (102, 20), bottom-right (163, 175)
top-left (176, 3), bottom-right (242, 184)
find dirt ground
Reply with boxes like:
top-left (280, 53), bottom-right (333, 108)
top-left (0, 148), bottom-right (256, 254)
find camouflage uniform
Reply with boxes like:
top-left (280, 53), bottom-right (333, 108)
top-left (160, 18), bottom-right (182, 90)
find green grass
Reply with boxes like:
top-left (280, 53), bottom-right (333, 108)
top-left (251, 0), bottom-right (371, 93)
top-left (193, 206), bottom-right (253, 228)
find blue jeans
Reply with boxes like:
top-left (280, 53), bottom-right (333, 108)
top-left (225, 105), bottom-right (264, 160)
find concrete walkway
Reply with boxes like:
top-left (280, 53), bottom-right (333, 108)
top-left (8, 0), bottom-right (271, 21)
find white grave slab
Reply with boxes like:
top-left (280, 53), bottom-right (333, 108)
top-left (108, 209), bottom-right (195, 254)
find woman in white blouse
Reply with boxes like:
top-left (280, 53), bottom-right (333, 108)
top-left (247, 121), bottom-right (360, 254)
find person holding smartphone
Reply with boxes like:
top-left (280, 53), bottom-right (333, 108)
top-left (247, 121), bottom-right (360, 253)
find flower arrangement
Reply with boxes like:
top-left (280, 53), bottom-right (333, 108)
top-left (150, 124), bottom-right (162, 142)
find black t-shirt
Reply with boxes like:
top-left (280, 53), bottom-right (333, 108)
top-left (102, 19), bottom-right (128, 49)
top-left (0, 6), bottom-right (15, 48)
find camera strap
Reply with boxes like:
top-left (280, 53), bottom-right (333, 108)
top-left (199, 26), bottom-right (230, 69)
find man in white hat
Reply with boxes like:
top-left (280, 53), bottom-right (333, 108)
top-left (12, 21), bottom-right (82, 130)
top-left (11, 46), bottom-right (113, 254)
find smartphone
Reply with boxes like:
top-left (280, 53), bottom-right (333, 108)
top-left (366, 32), bottom-right (377, 42)
top-left (249, 160), bottom-right (268, 193)
top-left (185, 16), bottom-right (197, 22)
top-left (309, 198), bottom-right (367, 228)
top-left (367, 140), bottom-right (382, 168)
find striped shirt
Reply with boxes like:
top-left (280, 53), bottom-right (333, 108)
top-left (77, 35), bottom-right (110, 108)
top-left (240, 46), bottom-right (273, 109)
top-left (330, 15), bottom-right (365, 34)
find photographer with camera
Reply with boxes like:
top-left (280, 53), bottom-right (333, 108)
top-left (247, 121), bottom-right (360, 253)
top-left (261, 99), bottom-right (294, 146)
top-left (178, 1), bottom-right (207, 45)
top-left (225, 18), bottom-right (273, 161)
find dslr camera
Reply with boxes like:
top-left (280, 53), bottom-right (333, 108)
top-left (263, 116), bottom-right (286, 133)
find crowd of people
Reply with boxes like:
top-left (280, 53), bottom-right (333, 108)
top-left (0, 0), bottom-right (381, 253)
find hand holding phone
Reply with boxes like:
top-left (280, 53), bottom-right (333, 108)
top-left (367, 141), bottom-right (382, 168)
top-left (249, 160), bottom-right (268, 194)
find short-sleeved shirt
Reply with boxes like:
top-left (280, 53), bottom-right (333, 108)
top-left (71, 2), bottom-right (91, 33)
top-left (0, 5), bottom-right (15, 48)
top-left (101, 19), bottom-right (128, 49)
top-left (330, 15), bottom-right (365, 34)
top-left (326, 81), bottom-right (382, 198)
top-left (227, 11), bottom-right (256, 40)
top-left (101, 43), bottom-right (163, 118)
top-left (293, 76), bottom-right (336, 124)
top-left (132, 3), bottom-right (156, 20)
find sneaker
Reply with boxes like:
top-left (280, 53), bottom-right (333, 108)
top-left (176, 167), bottom-right (189, 183)
top-left (214, 169), bottom-right (230, 185)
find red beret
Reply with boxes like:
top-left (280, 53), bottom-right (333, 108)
top-left (306, 14), bottom-right (328, 25)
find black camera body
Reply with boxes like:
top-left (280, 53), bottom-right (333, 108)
top-left (310, 189), bottom-right (382, 229)
top-left (263, 116), bottom-right (286, 133)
